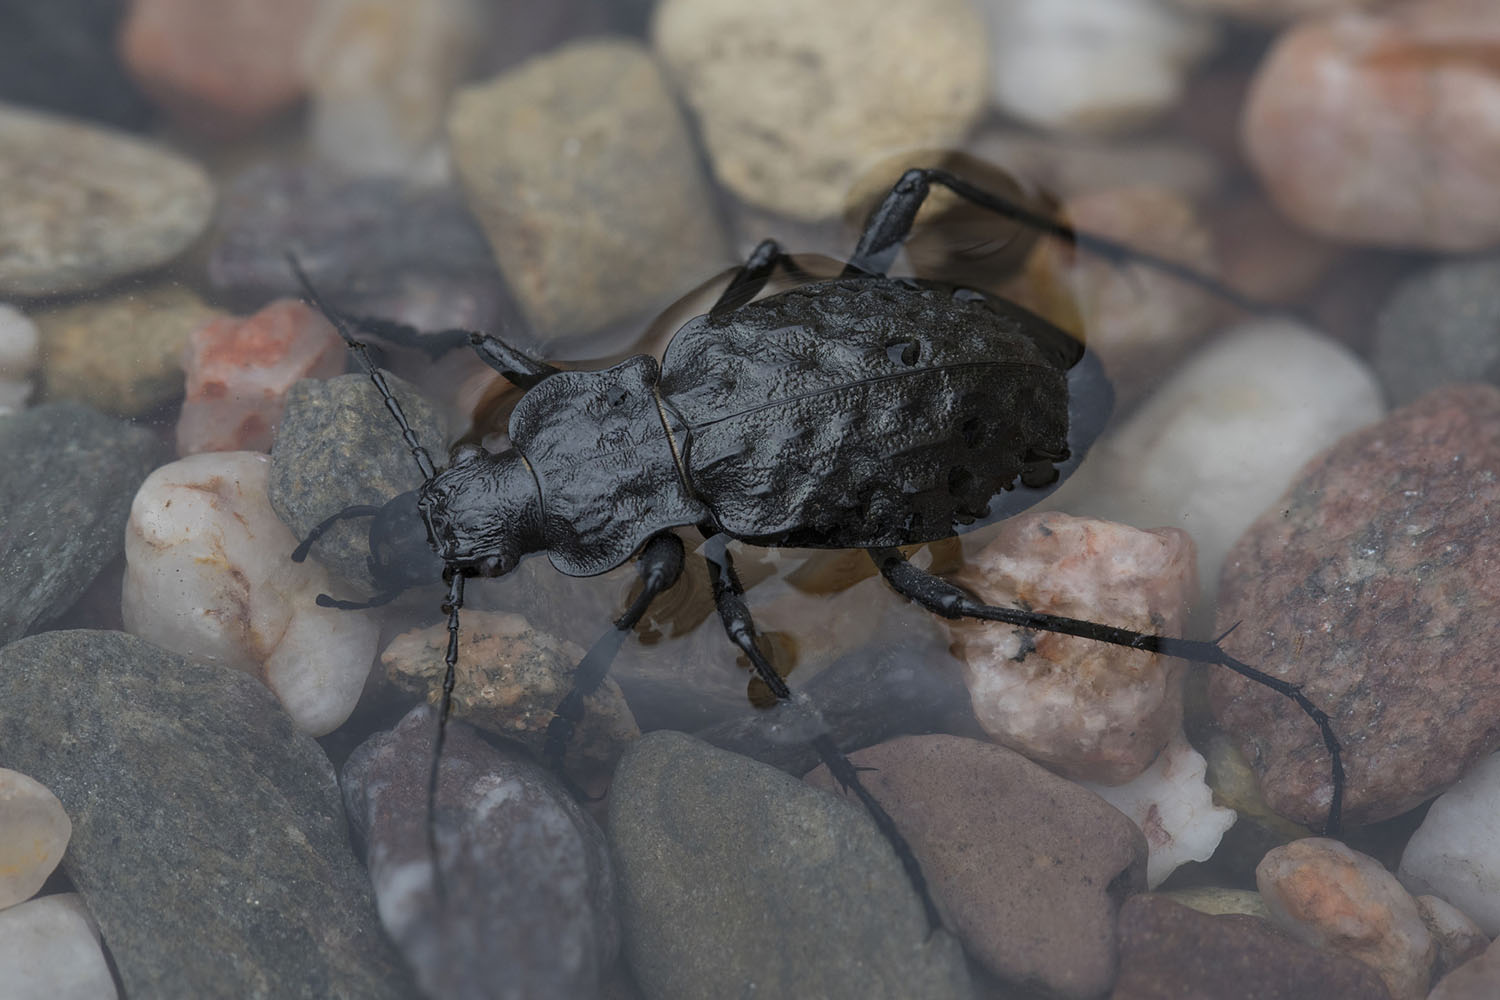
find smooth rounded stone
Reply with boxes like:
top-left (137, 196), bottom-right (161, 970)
top-left (0, 302), bottom-right (39, 415)
top-left (654, 0), bottom-right (988, 221)
top-left (1398, 752), bottom-right (1500, 937)
top-left (969, 129), bottom-right (1225, 201)
top-left (0, 102), bottom-right (214, 297)
top-left (1111, 894), bottom-right (1396, 1000)
top-left (381, 610), bottom-right (638, 772)
top-left (1157, 886), bottom-right (1269, 919)
top-left (1060, 319), bottom-right (1385, 609)
top-left (947, 511), bottom-right (1196, 784)
top-left (609, 731), bottom-right (974, 1000)
top-left (805, 734), bottom-right (1145, 998)
top-left (269, 371), bottom-right (446, 591)
top-left (696, 634), bottom-right (974, 777)
top-left (34, 282), bottom-right (221, 418)
top-left (0, 1), bottom-right (150, 129)
top-left (1242, 1), bottom-right (1500, 251)
top-left (0, 402), bottom-right (163, 645)
top-left (1005, 185), bottom-right (1225, 407)
top-left (304, 0), bottom-right (481, 180)
top-left (1080, 732), bottom-right (1237, 888)
top-left (1258, 838), bottom-right (1437, 1000)
top-left (1207, 194), bottom-right (1342, 305)
top-left (0, 769), bottom-right (70, 910)
top-left (0, 630), bottom-right (413, 999)
top-left (1211, 384), bottom-right (1500, 828)
top-left (1416, 895), bottom-right (1491, 982)
top-left (0, 894), bottom-right (117, 1000)
top-left (343, 704), bottom-right (618, 1000)
top-left (176, 300), bottom-right (346, 456)
top-left (980, 0), bottom-right (1217, 135)
top-left (449, 39), bottom-right (731, 345)
top-left (122, 451), bottom-right (381, 736)
top-left (1430, 936), bottom-right (1500, 1000)
top-left (1373, 254), bottom-right (1500, 406)
top-left (119, 0), bottom-right (314, 136)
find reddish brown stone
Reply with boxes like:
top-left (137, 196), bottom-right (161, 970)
top-left (1111, 895), bottom-right (1393, 999)
top-left (1212, 384), bottom-right (1500, 827)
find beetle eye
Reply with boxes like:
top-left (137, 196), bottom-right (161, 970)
top-left (451, 443), bottom-right (486, 465)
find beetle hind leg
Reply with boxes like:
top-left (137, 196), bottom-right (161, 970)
top-left (870, 546), bottom-right (1346, 837)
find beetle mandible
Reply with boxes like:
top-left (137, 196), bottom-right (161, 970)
top-left (288, 167), bottom-right (1344, 914)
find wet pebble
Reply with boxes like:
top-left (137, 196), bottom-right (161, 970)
top-left (654, 0), bottom-right (988, 221)
top-left (0, 402), bottom-right (162, 645)
top-left (1430, 935), bottom-right (1500, 1000)
top-left (947, 511), bottom-right (1196, 784)
top-left (1258, 838), bottom-right (1437, 1000)
top-left (805, 734), bottom-right (1146, 997)
top-left (0, 302), bottom-right (39, 415)
top-left (381, 609), bottom-right (638, 772)
top-left (0, 630), bottom-right (412, 999)
top-left (1398, 751), bottom-right (1500, 937)
top-left (1242, 1), bottom-right (1500, 251)
top-left (0, 0), bottom-right (149, 129)
top-left (1063, 319), bottom-right (1385, 607)
top-left (0, 893), bottom-right (117, 1000)
top-left (1111, 894), bottom-right (1395, 999)
top-left (35, 282), bottom-right (221, 417)
top-left (176, 300), bottom-right (345, 456)
top-left (609, 731), bottom-right (974, 1000)
top-left (342, 704), bottom-right (618, 1000)
top-left (268, 370), bottom-right (446, 591)
top-left (0, 768), bottom-right (70, 910)
top-left (1373, 253), bottom-right (1500, 407)
top-left (980, 0), bottom-right (1217, 135)
top-left (1415, 894), bottom-right (1491, 982)
top-left (0, 103), bottom-right (214, 297)
top-left (1080, 732), bottom-right (1238, 888)
top-left (1212, 384), bottom-right (1500, 827)
top-left (122, 451), bottom-right (380, 736)
top-left (448, 39), bottom-right (730, 345)
top-left (119, 0), bottom-right (314, 136)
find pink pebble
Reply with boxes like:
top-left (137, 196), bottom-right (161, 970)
top-left (176, 300), bottom-right (345, 456)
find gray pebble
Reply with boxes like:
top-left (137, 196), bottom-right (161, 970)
top-left (0, 402), bottom-right (163, 644)
top-left (0, 630), bottom-right (414, 1000)
top-left (609, 731), bottom-right (975, 1000)
top-left (1373, 253), bottom-right (1500, 406)
top-left (0, 102), bottom-right (214, 297)
top-left (343, 704), bottom-right (618, 1000)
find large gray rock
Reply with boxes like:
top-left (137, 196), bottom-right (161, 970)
top-left (609, 731), bottom-right (974, 1000)
top-left (0, 630), bottom-right (414, 1000)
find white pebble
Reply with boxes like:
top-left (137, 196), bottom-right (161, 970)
top-left (1080, 731), bottom-right (1236, 888)
top-left (1059, 319), bottom-right (1385, 603)
top-left (121, 452), bottom-right (380, 736)
top-left (980, 0), bottom-right (1217, 134)
top-left (1400, 752), bottom-right (1500, 937)
top-left (0, 303), bottom-right (39, 415)
top-left (0, 894), bottom-right (117, 1000)
top-left (0, 769), bottom-right (70, 911)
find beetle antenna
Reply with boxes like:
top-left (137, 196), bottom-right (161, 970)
top-left (285, 253), bottom-right (436, 481)
top-left (427, 569), bottom-right (465, 903)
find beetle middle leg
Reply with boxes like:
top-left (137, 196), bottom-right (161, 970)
top-left (701, 533), bottom-right (944, 931)
top-left (870, 545), bottom-right (1346, 836)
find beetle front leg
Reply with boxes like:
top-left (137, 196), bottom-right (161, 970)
top-left (870, 545), bottom-right (1346, 837)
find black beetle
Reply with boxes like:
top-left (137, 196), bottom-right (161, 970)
top-left (289, 167), bottom-right (1343, 917)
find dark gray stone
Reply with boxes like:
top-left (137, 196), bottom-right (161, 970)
top-left (269, 371), bottom-right (446, 590)
top-left (0, 0), bottom-right (151, 129)
top-left (343, 704), bottom-right (618, 1000)
top-left (608, 731), bottom-right (975, 1000)
top-left (0, 402), bottom-right (163, 644)
top-left (0, 630), bottom-right (414, 1000)
top-left (1373, 254), bottom-right (1500, 406)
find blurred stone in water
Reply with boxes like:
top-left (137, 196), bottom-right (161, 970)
top-left (1373, 253), bottom-right (1500, 406)
top-left (0, 0), bottom-right (151, 129)
top-left (0, 303), bottom-right (39, 416)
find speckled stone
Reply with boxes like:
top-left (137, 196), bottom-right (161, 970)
top-left (1373, 254), bottom-right (1500, 406)
top-left (35, 282), bottom-right (222, 417)
top-left (1212, 384), bottom-right (1500, 828)
top-left (805, 734), bottom-right (1146, 998)
top-left (654, 0), bottom-right (989, 221)
top-left (448, 39), bottom-right (730, 344)
top-left (1258, 838), bottom-right (1437, 1000)
top-left (0, 630), bottom-right (413, 1000)
top-left (0, 102), bottom-right (214, 297)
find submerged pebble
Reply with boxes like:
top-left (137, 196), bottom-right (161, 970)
top-left (0, 303), bottom-right (38, 415)
top-left (0, 893), bottom-right (117, 1000)
top-left (1373, 253), bottom-right (1500, 406)
top-left (0, 768), bottom-right (70, 911)
top-left (1399, 752), bottom-right (1500, 937)
top-left (122, 451), bottom-right (380, 736)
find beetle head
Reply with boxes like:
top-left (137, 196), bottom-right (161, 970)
top-left (414, 446), bottom-right (543, 578)
top-left (366, 490), bottom-right (445, 591)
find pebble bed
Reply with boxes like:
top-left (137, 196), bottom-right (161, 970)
top-left (1, 1), bottom-right (1499, 998)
